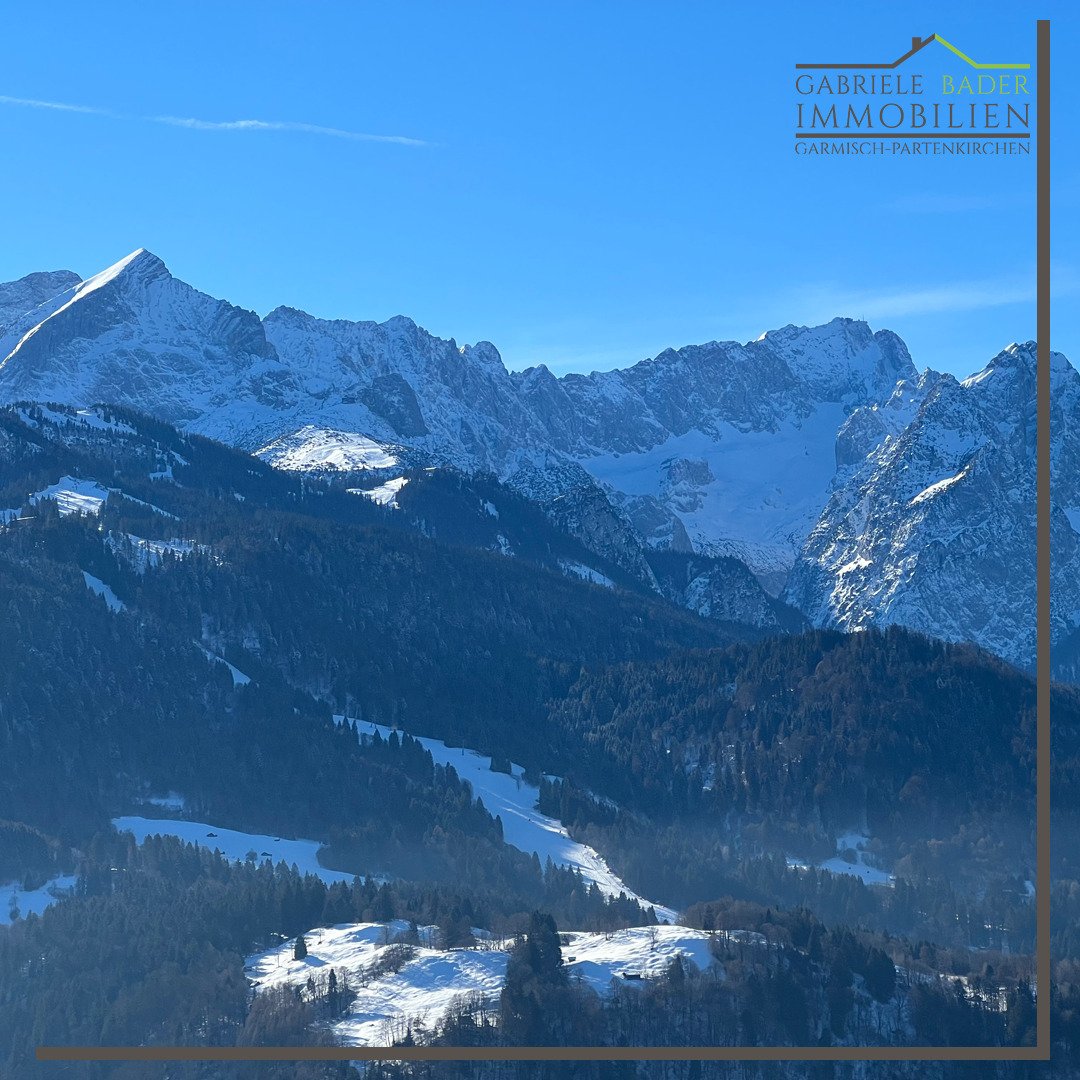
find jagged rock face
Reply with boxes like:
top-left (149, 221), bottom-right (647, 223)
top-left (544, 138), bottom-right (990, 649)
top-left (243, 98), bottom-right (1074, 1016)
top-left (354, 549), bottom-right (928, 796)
top-left (647, 551), bottom-right (805, 634)
top-left (518, 321), bottom-right (917, 456)
top-left (0, 249), bottom-right (1070, 666)
top-left (785, 344), bottom-right (1080, 670)
top-left (0, 270), bottom-right (82, 334)
top-left (570, 323), bottom-right (923, 588)
top-left (616, 494), bottom-right (695, 554)
top-left (0, 251), bottom-right (293, 443)
top-left (546, 483), bottom-right (660, 588)
top-left (261, 306), bottom-right (548, 471)
top-left (833, 372), bottom-right (944, 470)
top-left (0, 252), bottom-right (919, 585)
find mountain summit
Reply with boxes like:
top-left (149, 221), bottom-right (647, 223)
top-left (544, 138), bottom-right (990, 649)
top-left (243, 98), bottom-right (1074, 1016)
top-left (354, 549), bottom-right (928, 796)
top-left (0, 250), bottom-right (1069, 671)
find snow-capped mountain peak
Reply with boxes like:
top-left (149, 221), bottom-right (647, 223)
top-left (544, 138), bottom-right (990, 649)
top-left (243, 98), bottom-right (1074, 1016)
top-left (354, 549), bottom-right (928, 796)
top-left (0, 249), bottom-right (289, 444)
top-left (1, 249), bottom-right (168, 367)
top-left (0, 248), bottom-right (1070, 670)
top-left (785, 340), bottom-right (1080, 670)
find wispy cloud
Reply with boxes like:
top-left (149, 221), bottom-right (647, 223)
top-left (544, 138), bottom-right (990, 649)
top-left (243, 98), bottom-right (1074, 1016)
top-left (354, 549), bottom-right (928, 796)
top-left (0, 93), bottom-right (426, 146)
top-left (789, 273), bottom-right (1070, 323)
top-left (0, 94), bottom-right (116, 116)
top-left (154, 115), bottom-right (426, 145)
top-left (805, 280), bottom-right (1032, 320)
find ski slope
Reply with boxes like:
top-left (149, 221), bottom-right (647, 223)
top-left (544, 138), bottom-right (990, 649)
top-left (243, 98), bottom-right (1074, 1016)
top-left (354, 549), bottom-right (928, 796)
top-left (339, 718), bottom-right (676, 922)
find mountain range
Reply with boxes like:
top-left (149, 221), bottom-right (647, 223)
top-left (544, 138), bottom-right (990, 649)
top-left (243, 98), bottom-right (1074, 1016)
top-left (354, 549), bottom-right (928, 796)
top-left (0, 248), bottom-right (1069, 672)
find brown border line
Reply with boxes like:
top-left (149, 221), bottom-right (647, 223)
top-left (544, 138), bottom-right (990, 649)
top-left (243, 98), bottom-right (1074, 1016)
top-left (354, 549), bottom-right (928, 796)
top-left (36, 18), bottom-right (1052, 1066)
top-left (796, 33), bottom-right (934, 69)
top-left (1037, 11), bottom-right (1052, 1057)
top-left (31, 1047), bottom-right (1054, 1063)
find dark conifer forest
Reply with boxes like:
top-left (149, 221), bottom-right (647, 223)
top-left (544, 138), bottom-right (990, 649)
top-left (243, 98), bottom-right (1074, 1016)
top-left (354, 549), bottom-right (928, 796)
top-left (0, 404), bottom-right (1076, 1079)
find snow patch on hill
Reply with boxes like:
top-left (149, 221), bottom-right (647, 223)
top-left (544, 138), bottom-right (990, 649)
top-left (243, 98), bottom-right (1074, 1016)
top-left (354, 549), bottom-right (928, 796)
top-left (559, 560), bottom-right (615, 588)
top-left (247, 920), bottom-right (720, 1046)
top-left (82, 571), bottom-right (126, 612)
top-left (111, 816), bottom-right (357, 886)
top-left (30, 476), bottom-right (111, 516)
top-left (13, 475), bottom-right (178, 521)
top-left (0, 874), bottom-right (78, 925)
top-left (340, 719), bottom-right (675, 922)
top-left (257, 426), bottom-right (401, 472)
top-left (195, 644), bottom-right (251, 685)
top-left (350, 476), bottom-right (408, 508)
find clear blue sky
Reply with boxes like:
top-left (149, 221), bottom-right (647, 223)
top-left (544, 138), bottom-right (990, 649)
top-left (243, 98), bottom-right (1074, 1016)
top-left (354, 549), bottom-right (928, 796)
top-left (0, 2), bottom-right (1074, 379)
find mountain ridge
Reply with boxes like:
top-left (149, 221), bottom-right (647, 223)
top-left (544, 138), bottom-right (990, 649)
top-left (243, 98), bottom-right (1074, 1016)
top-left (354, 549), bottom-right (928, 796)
top-left (0, 248), bottom-right (1068, 671)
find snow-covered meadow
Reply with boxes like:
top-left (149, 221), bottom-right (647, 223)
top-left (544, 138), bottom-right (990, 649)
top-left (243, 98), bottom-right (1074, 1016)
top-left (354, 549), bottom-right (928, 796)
top-left (111, 817), bottom-right (358, 886)
top-left (247, 920), bottom-right (722, 1046)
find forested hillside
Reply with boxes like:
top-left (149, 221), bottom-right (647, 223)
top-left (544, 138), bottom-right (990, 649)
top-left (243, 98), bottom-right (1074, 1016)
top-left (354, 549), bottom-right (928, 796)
top-left (0, 403), bottom-right (1072, 1075)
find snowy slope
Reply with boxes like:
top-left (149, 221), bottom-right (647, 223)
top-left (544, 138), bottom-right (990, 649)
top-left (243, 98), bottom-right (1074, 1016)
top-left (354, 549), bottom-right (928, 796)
top-left (0, 874), bottom-right (78, 925)
top-left (248, 921), bottom-right (507, 1046)
top-left (352, 476), bottom-right (409, 508)
top-left (256, 425), bottom-right (401, 472)
top-left (343, 719), bottom-right (675, 922)
top-left (583, 408), bottom-right (847, 591)
top-left (247, 920), bottom-right (720, 1046)
top-left (111, 816), bottom-right (358, 885)
top-left (82, 571), bottom-right (126, 612)
top-left (195, 644), bottom-right (251, 685)
top-left (29, 476), bottom-right (112, 516)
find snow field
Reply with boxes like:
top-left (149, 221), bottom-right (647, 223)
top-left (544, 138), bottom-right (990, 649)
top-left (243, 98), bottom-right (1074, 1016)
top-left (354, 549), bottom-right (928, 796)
top-left (247, 920), bottom-right (722, 1046)
top-left (111, 817), bottom-right (357, 886)
top-left (340, 719), bottom-right (676, 922)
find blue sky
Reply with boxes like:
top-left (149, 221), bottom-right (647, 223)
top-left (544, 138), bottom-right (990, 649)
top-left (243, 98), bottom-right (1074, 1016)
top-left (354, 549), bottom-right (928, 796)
top-left (0, 2), bottom-right (1074, 379)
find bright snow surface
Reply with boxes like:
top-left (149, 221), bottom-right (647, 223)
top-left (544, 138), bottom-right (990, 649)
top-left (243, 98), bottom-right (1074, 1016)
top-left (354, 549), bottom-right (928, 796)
top-left (559, 560), bottom-right (615, 588)
top-left (82, 571), bottom-right (126, 612)
top-left (787, 831), bottom-right (894, 887)
top-left (12, 475), bottom-right (176, 520)
top-left (257, 426), bottom-right (400, 472)
top-left (341, 719), bottom-right (675, 922)
top-left (112, 713), bottom-right (675, 922)
top-left (583, 405), bottom-right (847, 581)
top-left (30, 476), bottom-right (111, 516)
top-left (196, 644), bottom-right (251, 685)
top-left (350, 476), bottom-right (408, 508)
top-left (0, 875), bottom-right (77, 925)
top-left (111, 817), bottom-right (356, 885)
top-left (247, 920), bottom-right (719, 1046)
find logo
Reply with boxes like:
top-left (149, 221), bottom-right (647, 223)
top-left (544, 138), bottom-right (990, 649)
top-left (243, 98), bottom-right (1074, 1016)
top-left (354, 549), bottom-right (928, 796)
top-left (794, 34), bottom-right (1032, 157)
